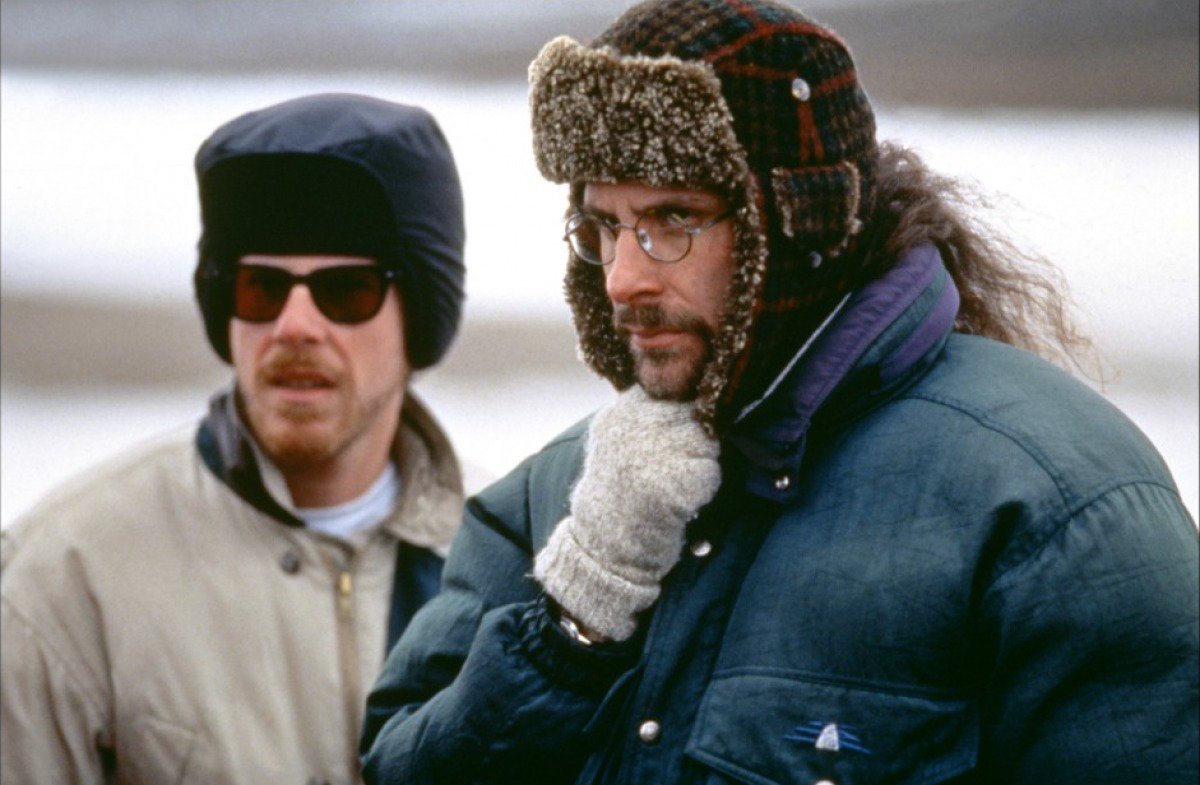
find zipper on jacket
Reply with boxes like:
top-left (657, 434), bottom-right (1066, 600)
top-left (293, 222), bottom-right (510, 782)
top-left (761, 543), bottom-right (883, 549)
top-left (334, 561), bottom-right (361, 778)
top-left (337, 570), bottom-right (354, 620)
top-left (312, 540), bottom-right (365, 780)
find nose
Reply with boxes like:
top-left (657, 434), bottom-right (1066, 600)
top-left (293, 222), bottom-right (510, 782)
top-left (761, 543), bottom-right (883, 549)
top-left (270, 283), bottom-right (326, 344)
top-left (604, 227), bottom-right (663, 306)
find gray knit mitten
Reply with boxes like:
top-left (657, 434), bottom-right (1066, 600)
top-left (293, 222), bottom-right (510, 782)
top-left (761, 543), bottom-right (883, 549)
top-left (533, 385), bottom-right (721, 641)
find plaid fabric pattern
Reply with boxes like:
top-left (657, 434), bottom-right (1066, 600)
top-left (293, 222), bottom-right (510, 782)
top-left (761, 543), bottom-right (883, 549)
top-left (596, 1), bottom-right (875, 179)
top-left (773, 163), bottom-right (863, 251)
top-left (541, 0), bottom-right (879, 432)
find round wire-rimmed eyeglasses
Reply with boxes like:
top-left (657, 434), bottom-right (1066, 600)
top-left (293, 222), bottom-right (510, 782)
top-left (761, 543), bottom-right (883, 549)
top-left (563, 209), bottom-right (734, 265)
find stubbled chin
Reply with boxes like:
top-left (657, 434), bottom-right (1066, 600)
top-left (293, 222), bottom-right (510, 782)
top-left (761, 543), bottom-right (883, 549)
top-left (258, 420), bottom-right (342, 467)
top-left (248, 397), bottom-right (343, 466)
top-left (267, 398), bottom-right (332, 422)
top-left (634, 341), bottom-right (707, 402)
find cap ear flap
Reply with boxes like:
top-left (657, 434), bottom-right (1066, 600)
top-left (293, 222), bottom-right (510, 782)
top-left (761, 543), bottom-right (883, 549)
top-left (193, 255), bottom-right (235, 364)
top-left (771, 162), bottom-right (863, 256)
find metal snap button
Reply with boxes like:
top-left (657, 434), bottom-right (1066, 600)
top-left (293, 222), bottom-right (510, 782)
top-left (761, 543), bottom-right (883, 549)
top-left (638, 719), bottom-right (661, 744)
top-left (774, 474), bottom-right (791, 491)
top-left (809, 250), bottom-right (823, 268)
top-left (690, 540), bottom-right (713, 558)
top-left (791, 76), bottom-right (811, 101)
top-left (280, 550), bottom-right (301, 574)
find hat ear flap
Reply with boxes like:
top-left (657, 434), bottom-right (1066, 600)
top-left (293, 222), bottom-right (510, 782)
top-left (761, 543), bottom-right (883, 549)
top-left (193, 255), bottom-right (235, 364)
top-left (771, 162), bottom-right (863, 256)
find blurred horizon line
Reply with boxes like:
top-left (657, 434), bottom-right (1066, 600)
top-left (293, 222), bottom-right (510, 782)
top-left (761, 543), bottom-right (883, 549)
top-left (2, 294), bottom-right (1194, 398)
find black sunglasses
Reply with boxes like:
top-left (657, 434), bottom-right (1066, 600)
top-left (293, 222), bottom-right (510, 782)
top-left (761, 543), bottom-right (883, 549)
top-left (232, 264), bottom-right (400, 325)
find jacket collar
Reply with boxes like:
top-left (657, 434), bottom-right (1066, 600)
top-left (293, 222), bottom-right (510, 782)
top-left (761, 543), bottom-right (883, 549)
top-left (196, 387), bottom-right (463, 553)
top-left (727, 243), bottom-right (960, 501)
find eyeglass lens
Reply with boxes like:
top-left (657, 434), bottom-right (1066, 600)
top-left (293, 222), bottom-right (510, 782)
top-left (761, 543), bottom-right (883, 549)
top-left (233, 265), bottom-right (390, 325)
top-left (567, 213), bottom-right (697, 265)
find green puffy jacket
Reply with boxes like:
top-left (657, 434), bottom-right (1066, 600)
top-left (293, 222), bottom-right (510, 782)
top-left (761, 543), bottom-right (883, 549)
top-left (362, 247), bottom-right (1198, 785)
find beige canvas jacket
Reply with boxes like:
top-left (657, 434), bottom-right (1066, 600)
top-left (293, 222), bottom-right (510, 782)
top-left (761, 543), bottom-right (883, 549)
top-left (0, 393), bottom-right (463, 785)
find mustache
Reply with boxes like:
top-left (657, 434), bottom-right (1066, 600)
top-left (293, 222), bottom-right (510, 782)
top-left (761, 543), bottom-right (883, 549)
top-left (258, 349), bottom-right (340, 382)
top-left (612, 303), bottom-right (712, 339)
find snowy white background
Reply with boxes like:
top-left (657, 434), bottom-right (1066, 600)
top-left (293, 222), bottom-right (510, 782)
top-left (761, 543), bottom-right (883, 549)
top-left (2, 70), bottom-right (1197, 524)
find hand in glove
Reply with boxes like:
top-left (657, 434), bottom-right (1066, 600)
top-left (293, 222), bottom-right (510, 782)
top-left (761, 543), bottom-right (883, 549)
top-left (533, 385), bottom-right (721, 641)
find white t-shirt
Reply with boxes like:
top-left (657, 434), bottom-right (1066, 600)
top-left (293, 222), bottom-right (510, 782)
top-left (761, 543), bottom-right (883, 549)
top-left (251, 440), bottom-right (400, 542)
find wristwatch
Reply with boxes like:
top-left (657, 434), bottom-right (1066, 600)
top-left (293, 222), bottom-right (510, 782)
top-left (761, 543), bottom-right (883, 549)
top-left (557, 612), bottom-right (598, 648)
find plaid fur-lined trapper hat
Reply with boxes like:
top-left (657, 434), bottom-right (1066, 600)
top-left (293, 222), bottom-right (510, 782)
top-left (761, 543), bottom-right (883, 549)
top-left (529, 0), bottom-right (878, 434)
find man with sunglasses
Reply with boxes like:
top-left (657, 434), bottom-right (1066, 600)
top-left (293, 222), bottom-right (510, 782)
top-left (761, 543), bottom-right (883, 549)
top-left (360, 2), bottom-right (1198, 783)
top-left (2, 94), bottom-right (467, 784)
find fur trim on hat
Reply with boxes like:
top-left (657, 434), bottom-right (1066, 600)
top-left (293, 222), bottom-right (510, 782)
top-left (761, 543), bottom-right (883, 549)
top-left (530, 36), bottom-right (747, 193)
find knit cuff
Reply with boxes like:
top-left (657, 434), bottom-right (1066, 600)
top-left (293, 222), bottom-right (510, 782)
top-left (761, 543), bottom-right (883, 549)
top-left (516, 596), bottom-right (639, 701)
top-left (533, 518), bottom-right (660, 641)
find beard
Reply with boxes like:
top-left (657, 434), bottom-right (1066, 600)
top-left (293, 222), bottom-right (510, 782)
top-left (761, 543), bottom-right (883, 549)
top-left (613, 303), bottom-right (715, 401)
top-left (241, 349), bottom-right (397, 471)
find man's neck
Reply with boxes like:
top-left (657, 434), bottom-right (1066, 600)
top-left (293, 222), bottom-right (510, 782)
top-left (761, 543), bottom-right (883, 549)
top-left (248, 401), bottom-right (403, 509)
top-left (282, 450), bottom-right (392, 509)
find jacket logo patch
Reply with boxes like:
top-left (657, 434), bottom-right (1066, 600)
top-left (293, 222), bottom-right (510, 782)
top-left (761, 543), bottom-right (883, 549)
top-left (784, 722), bottom-right (872, 754)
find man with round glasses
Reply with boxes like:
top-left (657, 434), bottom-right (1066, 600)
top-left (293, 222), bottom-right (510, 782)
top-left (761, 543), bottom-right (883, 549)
top-left (2, 93), bottom-right (468, 784)
top-left (564, 186), bottom-right (736, 400)
top-left (360, 1), bottom-right (1197, 783)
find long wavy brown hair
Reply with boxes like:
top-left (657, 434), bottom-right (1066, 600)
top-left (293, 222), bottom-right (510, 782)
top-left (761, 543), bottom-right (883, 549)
top-left (857, 142), bottom-right (1101, 381)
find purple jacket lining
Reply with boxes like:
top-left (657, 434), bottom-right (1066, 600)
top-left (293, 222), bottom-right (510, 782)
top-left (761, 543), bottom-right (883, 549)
top-left (730, 243), bottom-right (960, 498)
